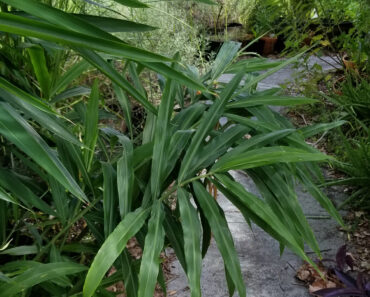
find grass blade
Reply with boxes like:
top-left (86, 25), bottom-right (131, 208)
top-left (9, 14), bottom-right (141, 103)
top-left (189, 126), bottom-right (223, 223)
top-left (138, 201), bottom-right (165, 297)
top-left (83, 207), bottom-right (150, 297)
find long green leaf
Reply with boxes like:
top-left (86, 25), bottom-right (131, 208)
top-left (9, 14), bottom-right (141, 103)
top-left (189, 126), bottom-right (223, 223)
top-left (0, 88), bottom-right (82, 147)
top-left (0, 102), bottom-right (87, 202)
top-left (0, 187), bottom-right (17, 205)
top-left (138, 201), bottom-right (165, 297)
top-left (193, 181), bottom-right (246, 297)
top-left (74, 14), bottom-right (155, 32)
top-left (51, 60), bottom-right (90, 97)
top-left (0, 13), bottom-right (170, 63)
top-left (226, 95), bottom-right (317, 108)
top-left (0, 77), bottom-right (57, 115)
top-left (113, 83), bottom-right (133, 139)
top-left (211, 41), bottom-right (241, 81)
top-left (84, 80), bottom-right (99, 171)
top-left (117, 135), bottom-right (134, 218)
top-left (214, 173), bottom-right (321, 270)
top-left (179, 73), bottom-right (244, 182)
top-left (27, 45), bottom-right (51, 99)
top-left (178, 188), bottom-right (202, 297)
top-left (212, 146), bottom-right (329, 173)
top-left (79, 49), bottom-right (157, 114)
top-left (102, 163), bottom-right (118, 238)
top-left (151, 77), bottom-right (175, 199)
top-left (83, 207), bottom-right (150, 297)
top-left (0, 167), bottom-right (54, 215)
top-left (111, 0), bottom-right (149, 8)
top-left (0, 262), bottom-right (87, 297)
top-left (2, 0), bottom-right (207, 94)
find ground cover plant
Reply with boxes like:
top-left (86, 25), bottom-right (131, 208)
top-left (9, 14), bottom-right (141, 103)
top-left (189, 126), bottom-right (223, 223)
top-left (0, 1), bottom-right (346, 296)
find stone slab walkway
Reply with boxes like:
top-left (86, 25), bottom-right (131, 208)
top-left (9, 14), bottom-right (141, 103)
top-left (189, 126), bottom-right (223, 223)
top-left (167, 55), bottom-right (346, 297)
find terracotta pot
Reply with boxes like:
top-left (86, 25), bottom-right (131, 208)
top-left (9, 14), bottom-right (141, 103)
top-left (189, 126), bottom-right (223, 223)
top-left (261, 36), bottom-right (278, 56)
top-left (342, 54), bottom-right (356, 70)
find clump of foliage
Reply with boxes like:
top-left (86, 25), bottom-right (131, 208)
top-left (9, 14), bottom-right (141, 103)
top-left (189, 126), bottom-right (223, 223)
top-left (0, 1), bottom-right (345, 297)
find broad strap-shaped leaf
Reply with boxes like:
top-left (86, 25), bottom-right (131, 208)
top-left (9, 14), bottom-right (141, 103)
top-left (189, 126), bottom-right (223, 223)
top-left (111, 0), bottom-right (149, 8)
top-left (192, 181), bottom-right (246, 297)
top-left (178, 188), bottom-right (202, 297)
top-left (0, 168), bottom-right (55, 215)
top-left (0, 262), bottom-right (87, 297)
top-left (0, 103), bottom-right (87, 202)
top-left (211, 146), bottom-right (330, 173)
top-left (79, 49), bottom-right (157, 114)
top-left (226, 57), bottom-right (282, 74)
top-left (297, 166), bottom-right (344, 226)
top-left (179, 73), bottom-right (244, 182)
top-left (102, 163), bottom-right (118, 238)
top-left (0, 77), bottom-right (57, 116)
top-left (0, 88), bottom-right (82, 147)
top-left (0, 186), bottom-right (18, 205)
top-left (52, 86), bottom-right (91, 103)
top-left (117, 135), bottom-right (134, 218)
top-left (119, 250), bottom-right (139, 297)
top-left (211, 41), bottom-right (241, 81)
top-left (113, 82), bottom-right (133, 138)
top-left (213, 173), bottom-right (321, 269)
top-left (0, 12), bottom-right (169, 63)
top-left (234, 51), bottom-right (307, 98)
top-left (297, 121), bottom-right (346, 138)
top-left (26, 45), bottom-right (51, 99)
top-left (226, 95), bottom-right (317, 108)
top-left (51, 60), bottom-right (90, 97)
top-left (49, 177), bottom-right (70, 225)
top-left (191, 125), bottom-right (249, 172)
top-left (83, 207), bottom-right (150, 297)
top-left (84, 80), bottom-right (99, 171)
top-left (138, 201), bottom-right (165, 297)
top-left (151, 77), bottom-right (175, 199)
top-left (74, 14), bottom-right (155, 32)
top-left (3, 1), bottom-right (207, 94)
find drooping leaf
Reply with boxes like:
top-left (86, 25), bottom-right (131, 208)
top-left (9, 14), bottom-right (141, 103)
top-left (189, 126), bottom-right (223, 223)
top-left (0, 262), bottom-right (87, 297)
top-left (83, 207), bottom-right (150, 297)
top-left (0, 102), bottom-right (87, 202)
top-left (84, 80), bottom-right (100, 171)
top-left (138, 201), bottom-right (165, 297)
top-left (26, 45), bottom-right (51, 99)
top-left (211, 146), bottom-right (329, 173)
top-left (117, 135), bottom-right (134, 218)
top-left (193, 181), bottom-right (246, 297)
top-left (177, 188), bottom-right (202, 297)
top-left (151, 77), bottom-right (175, 199)
top-left (226, 95), bottom-right (317, 108)
top-left (179, 73), bottom-right (244, 182)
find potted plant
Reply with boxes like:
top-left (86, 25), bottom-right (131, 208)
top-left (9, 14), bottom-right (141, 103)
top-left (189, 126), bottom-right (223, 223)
top-left (250, 0), bottom-right (281, 55)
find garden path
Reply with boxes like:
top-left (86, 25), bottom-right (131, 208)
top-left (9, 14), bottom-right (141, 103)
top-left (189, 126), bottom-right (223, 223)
top-left (167, 55), bottom-right (345, 297)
